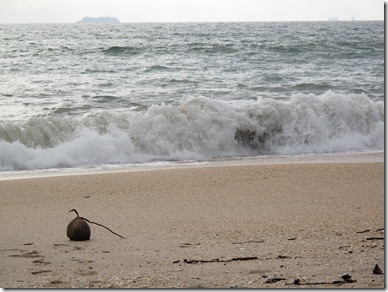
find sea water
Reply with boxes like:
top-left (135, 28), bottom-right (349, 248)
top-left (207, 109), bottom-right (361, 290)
top-left (0, 21), bottom-right (384, 171)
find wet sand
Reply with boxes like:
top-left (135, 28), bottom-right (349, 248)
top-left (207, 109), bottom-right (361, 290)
top-left (0, 153), bottom-right (384, 288)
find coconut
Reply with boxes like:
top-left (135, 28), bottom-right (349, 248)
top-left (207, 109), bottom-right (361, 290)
top-left (67, 209), bottom-right (91, 241)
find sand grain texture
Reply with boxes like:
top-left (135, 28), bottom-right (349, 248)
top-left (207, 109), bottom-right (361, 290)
top-left (0, 158), bottom-right (384, 288)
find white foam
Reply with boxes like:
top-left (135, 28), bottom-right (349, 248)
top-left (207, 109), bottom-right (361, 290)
top-left (0, 91), bottom-right (384, 171)
top-left (0, 151), bottom-right (383, 181)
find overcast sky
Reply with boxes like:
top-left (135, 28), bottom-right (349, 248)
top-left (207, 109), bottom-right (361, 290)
top-left (0, 0), bottom-right (383, 23)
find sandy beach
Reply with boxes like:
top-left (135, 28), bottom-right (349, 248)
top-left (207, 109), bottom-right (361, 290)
top-left (0, 153), bottom-right (384, 288)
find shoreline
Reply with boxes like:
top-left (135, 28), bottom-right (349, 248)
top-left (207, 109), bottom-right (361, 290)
top-left (0, 150), bottom-right (383, 181)
top-left (0, 154), bottom-right (384, 288)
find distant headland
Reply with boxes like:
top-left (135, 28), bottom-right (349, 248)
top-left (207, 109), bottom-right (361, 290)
top-left (77, 17), bottom-right (121, 24)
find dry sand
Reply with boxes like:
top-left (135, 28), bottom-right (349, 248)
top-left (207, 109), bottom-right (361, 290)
top-left (0, 153), bottom-right (384, 288)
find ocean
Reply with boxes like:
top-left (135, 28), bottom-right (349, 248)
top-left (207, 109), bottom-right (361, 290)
top-left (0, 21), bottom-right (384, 172)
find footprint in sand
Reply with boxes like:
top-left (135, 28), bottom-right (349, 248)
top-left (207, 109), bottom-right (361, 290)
top-left (70, 258), bottom-right (95, 264)
top-left (75, 268), bottom-right (97, 276)
top-left (9, 250), bottom-right (41, 258)
top-left (31, 270), bottom-right (52, 275)
top-left (6, 246), bottom-right (53, 276)
top-left (32, 258), bottom-right (51, 265)
top-left (53, 243), bottom-right (69, 247)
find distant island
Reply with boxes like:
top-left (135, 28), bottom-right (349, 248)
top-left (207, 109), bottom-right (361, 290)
top-left (77, 17), bottom-right (121, 24)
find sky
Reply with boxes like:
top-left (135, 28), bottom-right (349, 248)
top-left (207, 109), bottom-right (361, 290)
top-left (0, 0), bottom-right (383, 24)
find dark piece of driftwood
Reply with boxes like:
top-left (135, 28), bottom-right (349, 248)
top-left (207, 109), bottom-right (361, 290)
top-left (174, 256), bottom-right (258, 264)
top-left (67, 209), bottom-right (125, 240)
top-left (265, 277), bottom-right (286, 283)
top-left (356, 229), bottom-right (370, 233)
top-left (300, 281), bottom-right (345, 286)
top-left (286, 274), bottom-right (356, 286)
top-left (366, 237), bottom-right (384, 240)
top-left (286, 280), bottom-right (346, 286)
top-left (341, 274), bottom-right (357, 283)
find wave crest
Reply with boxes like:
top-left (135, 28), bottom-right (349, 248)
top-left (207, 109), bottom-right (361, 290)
top-left (0, 91), bottom-right (383, 171)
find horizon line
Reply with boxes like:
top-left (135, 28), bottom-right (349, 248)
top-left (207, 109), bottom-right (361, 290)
top-left (0, 19), bottom-right (383, 25)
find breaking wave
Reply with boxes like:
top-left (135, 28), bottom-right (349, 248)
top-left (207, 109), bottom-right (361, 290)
top-left (0, 91), bottom-right (383, 171)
